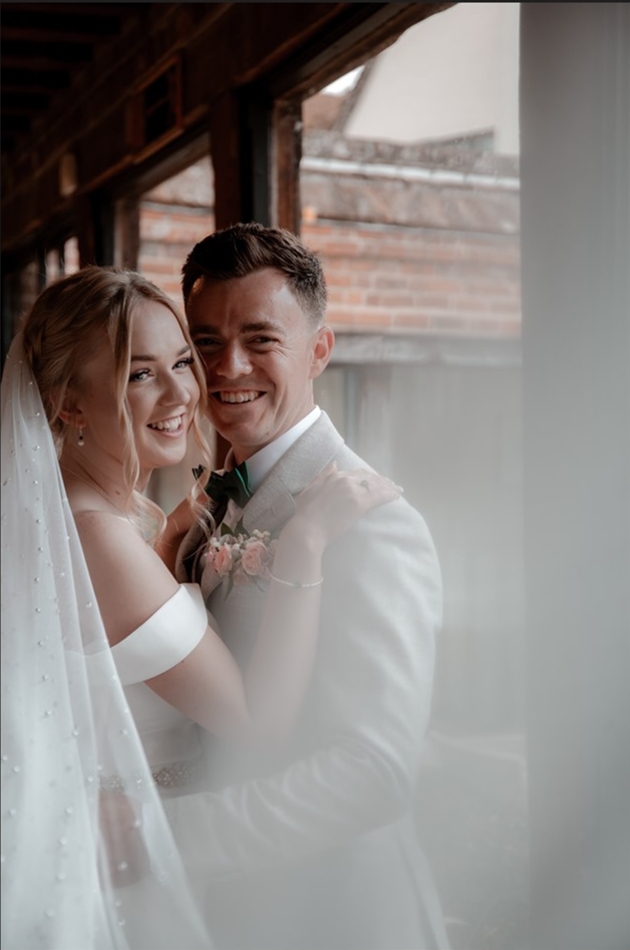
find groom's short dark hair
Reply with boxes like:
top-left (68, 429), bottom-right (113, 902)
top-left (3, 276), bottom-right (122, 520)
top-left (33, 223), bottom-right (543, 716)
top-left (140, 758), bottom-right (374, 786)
top-left (182, 222), bottom-right (327, 326)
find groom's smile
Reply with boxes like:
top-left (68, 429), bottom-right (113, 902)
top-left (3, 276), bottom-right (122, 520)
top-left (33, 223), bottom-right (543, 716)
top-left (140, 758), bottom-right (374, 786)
top-left (215, 389), bottom-right (263, 404)
top-left (187, 267), bottom-right (333, 463)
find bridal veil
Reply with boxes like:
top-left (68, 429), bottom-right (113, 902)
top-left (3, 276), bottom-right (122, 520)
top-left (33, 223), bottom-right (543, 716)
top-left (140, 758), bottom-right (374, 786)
top-left (1, 333), bottom-right (213, 949)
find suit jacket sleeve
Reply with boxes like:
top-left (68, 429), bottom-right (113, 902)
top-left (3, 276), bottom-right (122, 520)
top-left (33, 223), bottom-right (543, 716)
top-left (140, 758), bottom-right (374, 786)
top-left (174, 519), bottom-right (207, 584)
top-left (168, 497), bottom-right (442, 880)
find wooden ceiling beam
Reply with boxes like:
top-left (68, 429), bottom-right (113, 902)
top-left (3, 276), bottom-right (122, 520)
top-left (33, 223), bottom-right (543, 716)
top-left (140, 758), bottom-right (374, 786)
top-left (2, 41), bottom-right (93, 62)
top-left (0, 55), bottom-right (76, 72)
top-left (2, 80), bottom-right (68, 94)
top-left (263, 1), bottom-right (453, 99)
top-left (2, 116), bottom-right (32, 131)
top-left (1, 26), bottom-right (117, 44)
top-left (2, 68), bottom-right (71, 91)
top-left (3, 103), bottom-right (48, 116)
top-left (1, 2), bottom-right (450, 258)
top-left (0, 3), bottom-right (130, 16)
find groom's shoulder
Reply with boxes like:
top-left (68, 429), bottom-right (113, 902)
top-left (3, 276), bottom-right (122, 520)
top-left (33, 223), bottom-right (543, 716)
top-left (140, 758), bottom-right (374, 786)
top-left (325, 433), bottom-right (371, 475)
top-left (277, 415), bottom-right (432, 539)
top-left (329, 447), bottom-right (433, 542)
top-left (355, 487), bottom-right (432, 545)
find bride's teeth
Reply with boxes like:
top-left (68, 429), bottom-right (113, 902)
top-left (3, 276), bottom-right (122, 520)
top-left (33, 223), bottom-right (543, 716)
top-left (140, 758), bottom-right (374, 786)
top-left (219, 391), bottom-right (259, 403)
top-left (150, 417), bottom-right (182, 431)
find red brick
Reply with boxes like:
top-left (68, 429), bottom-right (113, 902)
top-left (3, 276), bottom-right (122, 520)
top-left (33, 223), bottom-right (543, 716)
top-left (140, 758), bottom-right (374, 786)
top-left (324, 271), bottom-right (354, 287)
top-left (365, 292), bottom-right (414, 308)
top-left (391, 314), bottom-right (431, 330)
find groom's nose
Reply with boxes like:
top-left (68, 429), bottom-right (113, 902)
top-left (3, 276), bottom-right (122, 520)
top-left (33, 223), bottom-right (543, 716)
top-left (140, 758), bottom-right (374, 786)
top-left (214, 342), bottom-right (253, 378)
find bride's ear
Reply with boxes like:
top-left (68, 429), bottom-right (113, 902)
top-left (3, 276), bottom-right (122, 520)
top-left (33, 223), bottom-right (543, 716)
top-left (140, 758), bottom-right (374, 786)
top-left (57, 388), bottom-right (86, 429)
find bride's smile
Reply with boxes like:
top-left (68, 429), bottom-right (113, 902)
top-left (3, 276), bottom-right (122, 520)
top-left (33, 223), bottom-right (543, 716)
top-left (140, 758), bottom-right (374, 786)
top-left (67, 300), bottom-right (200, 483)
top-left (147, 413), bottom-right (186, 433)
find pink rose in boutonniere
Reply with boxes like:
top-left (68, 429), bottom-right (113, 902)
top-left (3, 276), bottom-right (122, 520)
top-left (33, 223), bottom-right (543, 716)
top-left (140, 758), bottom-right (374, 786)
top-left (240, 539), bottom-right (273, 578)
top-left (205, 521), bottom-right (278, 598)
top-left (213, 544), bottom-right (234, 576)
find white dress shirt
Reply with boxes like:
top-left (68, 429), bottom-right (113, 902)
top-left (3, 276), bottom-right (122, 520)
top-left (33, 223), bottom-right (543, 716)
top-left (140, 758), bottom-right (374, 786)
top-left (221, 406), bottom-right (321, 529)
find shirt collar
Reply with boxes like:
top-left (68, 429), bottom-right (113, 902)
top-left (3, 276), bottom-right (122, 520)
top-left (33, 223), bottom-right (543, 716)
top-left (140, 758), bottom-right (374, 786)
top-left (245, 406), bottom-right (321, 492)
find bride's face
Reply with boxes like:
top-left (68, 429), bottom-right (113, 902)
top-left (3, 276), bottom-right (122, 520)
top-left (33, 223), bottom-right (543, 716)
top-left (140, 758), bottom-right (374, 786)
top-left (74, 301), bottom-right (200, 476)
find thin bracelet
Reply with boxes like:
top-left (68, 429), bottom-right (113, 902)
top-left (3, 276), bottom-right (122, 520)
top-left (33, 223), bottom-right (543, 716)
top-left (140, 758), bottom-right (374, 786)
top-left (269, 571), bottom-right (324, 589)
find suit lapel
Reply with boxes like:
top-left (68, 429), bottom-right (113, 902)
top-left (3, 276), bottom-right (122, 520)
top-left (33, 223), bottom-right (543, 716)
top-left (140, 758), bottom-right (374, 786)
top-left (179, 412), bottom-right (345, 598)
top-left (240, 412), bottom-right (345, 536)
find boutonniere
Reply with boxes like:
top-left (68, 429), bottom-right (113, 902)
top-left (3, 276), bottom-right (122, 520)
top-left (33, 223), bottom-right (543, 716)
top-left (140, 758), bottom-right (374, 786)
top-left (205, 520), bottom-right (278, 598)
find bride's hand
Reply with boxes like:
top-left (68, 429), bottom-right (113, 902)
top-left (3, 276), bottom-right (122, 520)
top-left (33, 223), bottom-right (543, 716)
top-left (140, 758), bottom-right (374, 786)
top-left (155, 493), bottom-right (201, 571)
top-left (290, 464), bottom-right (401, 549)
top-left (98, 789), bottom-right (150, 888)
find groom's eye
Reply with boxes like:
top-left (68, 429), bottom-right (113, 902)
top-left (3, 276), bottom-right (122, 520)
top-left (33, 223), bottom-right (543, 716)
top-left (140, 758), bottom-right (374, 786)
top-left (193, 336), bottom-right (221, 349)
top-left (250, 336), bottom-right (275, 346)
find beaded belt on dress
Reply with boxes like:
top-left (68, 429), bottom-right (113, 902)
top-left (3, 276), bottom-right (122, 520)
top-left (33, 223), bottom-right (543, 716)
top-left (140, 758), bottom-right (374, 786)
top-left (152, 759), bottom-right (200, 789)
top-left (99, 757), bottom-right (202, 793)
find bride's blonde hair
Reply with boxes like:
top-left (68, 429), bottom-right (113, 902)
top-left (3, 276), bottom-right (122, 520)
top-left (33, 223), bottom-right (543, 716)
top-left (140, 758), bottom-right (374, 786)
top-left (22, 266), bottom-right (212, 541)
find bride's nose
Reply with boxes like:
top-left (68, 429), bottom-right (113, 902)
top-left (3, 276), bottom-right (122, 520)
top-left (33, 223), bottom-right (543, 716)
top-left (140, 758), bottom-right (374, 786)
top-left (161, 373), bottom-right (195, 406)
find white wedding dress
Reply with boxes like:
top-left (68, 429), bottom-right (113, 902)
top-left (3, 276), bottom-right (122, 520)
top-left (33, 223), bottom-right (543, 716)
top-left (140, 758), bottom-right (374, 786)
top-left (84, 583), bottom-right (215, 944)
top-left (98, 584), bottom-right (209, 796)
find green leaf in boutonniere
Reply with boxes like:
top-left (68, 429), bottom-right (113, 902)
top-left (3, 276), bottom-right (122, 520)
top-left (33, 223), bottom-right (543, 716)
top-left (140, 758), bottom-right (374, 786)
top-left (220, 522), bottom-right (235, 537)
top-left (224, 575), bottom-right (234, 599)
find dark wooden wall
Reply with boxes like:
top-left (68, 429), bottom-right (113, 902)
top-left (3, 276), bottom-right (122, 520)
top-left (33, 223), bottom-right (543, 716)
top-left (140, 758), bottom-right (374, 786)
top-left (1, 2), bottom-right (449, 268)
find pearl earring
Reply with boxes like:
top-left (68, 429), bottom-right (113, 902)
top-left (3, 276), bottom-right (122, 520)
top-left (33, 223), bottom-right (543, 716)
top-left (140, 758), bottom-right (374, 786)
top-left (78, 427), bottom-right (85, 447)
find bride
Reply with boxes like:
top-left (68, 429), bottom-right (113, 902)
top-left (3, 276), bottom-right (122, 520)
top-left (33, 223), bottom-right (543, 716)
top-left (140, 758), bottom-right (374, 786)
top-left (1, 266), bottom-right (398, 950)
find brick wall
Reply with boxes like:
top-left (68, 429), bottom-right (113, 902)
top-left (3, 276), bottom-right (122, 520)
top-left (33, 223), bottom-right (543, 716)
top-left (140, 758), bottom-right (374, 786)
top-left (304, 220), bottom-right (520, 337)
top-left (139, 202), bottom-right (214, 306)
top-left (137, 142), bottom-right (521, 340)
top-left (138, 157), bottom-right (214, 307)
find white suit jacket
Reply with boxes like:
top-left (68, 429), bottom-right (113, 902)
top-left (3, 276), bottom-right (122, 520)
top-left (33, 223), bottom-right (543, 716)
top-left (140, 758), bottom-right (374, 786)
top-left (173, 412), bottom-right (449, 950)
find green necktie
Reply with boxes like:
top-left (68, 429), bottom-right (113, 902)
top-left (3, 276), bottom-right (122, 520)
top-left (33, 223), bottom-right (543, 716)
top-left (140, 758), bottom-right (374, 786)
top-left (204, 461), bottom-right (253, 509)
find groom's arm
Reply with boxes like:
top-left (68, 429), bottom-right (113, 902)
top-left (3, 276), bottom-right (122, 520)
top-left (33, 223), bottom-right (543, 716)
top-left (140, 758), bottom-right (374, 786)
top-left (169, 498), bottom-right (443, 880)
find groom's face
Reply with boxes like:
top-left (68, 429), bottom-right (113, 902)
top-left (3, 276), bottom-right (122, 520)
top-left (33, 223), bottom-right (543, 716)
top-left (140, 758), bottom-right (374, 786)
top-left (187, 267), bottom-right (333, 463)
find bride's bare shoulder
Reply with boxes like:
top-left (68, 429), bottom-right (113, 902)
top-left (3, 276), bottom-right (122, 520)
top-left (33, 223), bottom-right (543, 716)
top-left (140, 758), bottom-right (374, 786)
top-left (72, 510), bottom-right (180, 645)
top-left (72, 508), bottom-right (143, 545)
top-left (72, 508), bottom-right (164, 579)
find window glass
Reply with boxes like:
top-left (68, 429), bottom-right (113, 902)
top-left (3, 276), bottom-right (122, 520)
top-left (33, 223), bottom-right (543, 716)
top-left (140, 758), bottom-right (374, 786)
top-left (136, 158), bottom-right (215, 513)
top-left (2, 235), bottom-right (80, 361)
top-left (304, 6), bottom-right (527, 948)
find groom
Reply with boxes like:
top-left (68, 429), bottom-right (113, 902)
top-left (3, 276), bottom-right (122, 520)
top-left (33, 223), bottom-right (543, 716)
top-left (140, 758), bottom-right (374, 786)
top-left (175, 223), bottom-right (449, 950)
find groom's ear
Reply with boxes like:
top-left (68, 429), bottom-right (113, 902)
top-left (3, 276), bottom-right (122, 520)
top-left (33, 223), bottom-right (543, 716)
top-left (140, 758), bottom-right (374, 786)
top-left (309, 325), bottom-right (334, 380)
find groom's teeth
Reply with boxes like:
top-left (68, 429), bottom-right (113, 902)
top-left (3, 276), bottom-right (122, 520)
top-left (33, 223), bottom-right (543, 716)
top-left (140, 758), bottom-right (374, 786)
top-left (149, 416), bottom-right (182, 431)
top-left (219, 391), bottom-right (260, 403)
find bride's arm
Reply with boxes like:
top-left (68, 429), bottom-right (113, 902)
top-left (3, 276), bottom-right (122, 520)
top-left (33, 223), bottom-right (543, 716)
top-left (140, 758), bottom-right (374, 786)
top-left (75, 468), bottom-right (398, 743)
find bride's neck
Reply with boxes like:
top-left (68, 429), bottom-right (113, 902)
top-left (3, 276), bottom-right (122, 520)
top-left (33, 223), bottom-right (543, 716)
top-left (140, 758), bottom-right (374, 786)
top-left (59, 446), bottom-right (151, 510)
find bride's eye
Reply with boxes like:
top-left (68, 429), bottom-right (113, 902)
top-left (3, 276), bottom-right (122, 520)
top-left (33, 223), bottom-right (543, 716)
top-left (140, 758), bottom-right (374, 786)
top-left (174, 356), bottom-right (195, 370)
top-left (129, 368), bottom-right (151, 382)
